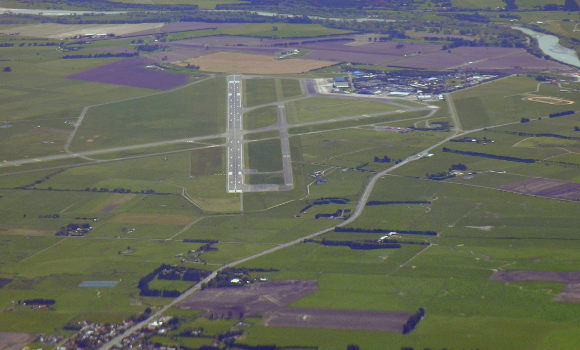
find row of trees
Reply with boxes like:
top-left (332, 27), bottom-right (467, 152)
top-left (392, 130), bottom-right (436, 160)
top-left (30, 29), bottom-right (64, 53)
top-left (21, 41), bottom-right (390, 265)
top-left (62, 52), bottom-right (137, 59)
top-left (442, 147), bottom-right (536, 163)
top-left (335, 227), bottom-right (438, 236)
top-left (366, 200), bottom-right (431, 206)
top-left (305, 238), bottom-right (404, 250)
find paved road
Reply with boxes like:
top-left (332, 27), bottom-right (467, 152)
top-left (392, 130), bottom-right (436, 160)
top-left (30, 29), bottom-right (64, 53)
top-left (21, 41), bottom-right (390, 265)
top-left (0, 134), bottom-right (226, 168)
top-left (278, 104), bottom-right (293, 187)
top-left (226, 75), bottom-right (244, 193)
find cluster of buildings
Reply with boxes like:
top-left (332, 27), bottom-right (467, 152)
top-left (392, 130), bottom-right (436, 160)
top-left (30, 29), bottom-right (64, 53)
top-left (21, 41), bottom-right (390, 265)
top-left (59, 320), bottom-right (136, 349)
top-left (331, 71), bottom-right (498, 100)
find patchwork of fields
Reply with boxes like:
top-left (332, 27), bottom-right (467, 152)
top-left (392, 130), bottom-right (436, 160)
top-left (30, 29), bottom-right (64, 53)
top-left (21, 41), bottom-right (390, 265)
top-left (0, 12), bottom-right (579, 350)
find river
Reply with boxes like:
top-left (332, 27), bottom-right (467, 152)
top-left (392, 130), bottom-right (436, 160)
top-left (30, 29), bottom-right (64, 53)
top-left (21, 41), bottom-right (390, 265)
top-left (513, 26), bottom-right (580, 68)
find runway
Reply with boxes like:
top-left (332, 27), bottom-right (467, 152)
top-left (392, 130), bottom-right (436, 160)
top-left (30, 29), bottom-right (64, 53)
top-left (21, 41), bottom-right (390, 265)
top-left (226, 75), bottom-right (243, 193)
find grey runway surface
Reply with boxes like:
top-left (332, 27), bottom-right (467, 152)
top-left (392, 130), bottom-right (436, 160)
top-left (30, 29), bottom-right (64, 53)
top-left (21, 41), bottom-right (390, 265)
top-left (226, 75), bottom-right (244, 193)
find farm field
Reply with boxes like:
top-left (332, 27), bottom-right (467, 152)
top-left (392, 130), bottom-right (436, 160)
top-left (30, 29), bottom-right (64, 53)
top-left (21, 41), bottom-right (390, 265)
top-left (180, 52), bottom-right (336, 74)
top-left (452, 76), bottom-right (580, 130)
top-left (0, 8), bottom-right (579, 350)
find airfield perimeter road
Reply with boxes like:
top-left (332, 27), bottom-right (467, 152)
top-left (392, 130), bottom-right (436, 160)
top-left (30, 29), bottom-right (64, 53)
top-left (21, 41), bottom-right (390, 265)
top-left (100, 106), bottom-right (529, 350)
top-left (226, 75), bottom-right (244, 193)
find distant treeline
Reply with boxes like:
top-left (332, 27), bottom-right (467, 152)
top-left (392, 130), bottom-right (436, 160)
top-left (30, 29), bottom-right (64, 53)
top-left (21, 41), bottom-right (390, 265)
top-left (305, 238), bottom-right (402, 250)
top-left (18, 169), bottom-right (65, 189)
top-left (10, 185), bottom-right (171, 196)
top-left (203, 267), bottom-right (278, 289)
top-left (158, 266), bottom-right (211, 282)
top-left (300, 197), bottom-right (350, 214)
top-left (61, 52), bottom-right (137, 59)
top-left (315, 208), bottom-right (350, 220)
top-left (272, 37), bottom-right (349, 47)
top-left (139, 264), bottom-right (210, 298)
top-left (374, 155), bottom-right (391, 163)
top-left (549, 110), bottom-right (575, 119)
top-left (366, 201), bottom-right (431, 206)
top-left (505, 131), bottom-right (580, 141)
top-left (436, 37), bottom-right (526, 50)
top-left (354, 162), bottom-right (377, 174)
top-left (183, 239), bottom-right (219, 244)
top-left (335, 227), bottom-right (438, 236)
top-left (21, 299), bottom-right (55, 306)
top-left (442, 147), bottom-right (536, 163)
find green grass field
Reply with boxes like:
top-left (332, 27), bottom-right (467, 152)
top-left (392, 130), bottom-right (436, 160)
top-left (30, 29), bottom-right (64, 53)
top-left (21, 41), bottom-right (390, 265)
top-left (452, 76), bottom-right (580, 130)
top-left (243, 105), bottom-right (279, 130)
top-left (246, 138), bottom-right (283, 172)
top-left (285, 97), bottom-right (401, 124)
top-left (244, 78), bottom-right (303, 108)
top-left (71, 77), bottom-right (225, 151)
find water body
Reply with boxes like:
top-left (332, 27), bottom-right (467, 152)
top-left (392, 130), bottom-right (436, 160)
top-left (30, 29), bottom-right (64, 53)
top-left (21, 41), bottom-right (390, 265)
top-left (0, 7), bottom-right (126, 16)
top-left (513, 26), bottom-right (580, 68)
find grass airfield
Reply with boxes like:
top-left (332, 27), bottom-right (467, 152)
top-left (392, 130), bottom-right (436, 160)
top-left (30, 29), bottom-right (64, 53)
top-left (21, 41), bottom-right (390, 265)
top-left (0, 16), bottom-right (579, 350)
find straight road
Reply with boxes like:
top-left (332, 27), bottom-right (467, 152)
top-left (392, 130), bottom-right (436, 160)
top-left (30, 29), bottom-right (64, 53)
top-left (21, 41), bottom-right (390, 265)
top-left (0, 134), bottom-right (226, 168)
top-left (226, 75), bottom-right (244, 193)
top-left (278, 104), bottom-right (293, 187)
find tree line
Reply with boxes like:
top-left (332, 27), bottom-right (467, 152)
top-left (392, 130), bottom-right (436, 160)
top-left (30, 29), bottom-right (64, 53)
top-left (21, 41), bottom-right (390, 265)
top-left (335, 227), bottom-right (438, 236)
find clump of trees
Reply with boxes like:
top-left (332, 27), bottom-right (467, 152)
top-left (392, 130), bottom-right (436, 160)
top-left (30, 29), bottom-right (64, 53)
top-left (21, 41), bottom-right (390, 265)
top-left (402, 308), bottom-right (425, 334)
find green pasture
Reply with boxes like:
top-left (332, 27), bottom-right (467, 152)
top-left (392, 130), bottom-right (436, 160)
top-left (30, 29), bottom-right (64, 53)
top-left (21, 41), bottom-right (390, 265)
top-left (243, 105), bottom-right (279, 130)
top-left (288, 110), bottom-right (431, 135)
top-left (244, 78), bottom-right (303, 107)
top-left (246, 139), bottom-right (283, 172)
top-left (71, 77), bottom-right (225, 151)
top-left (285, 97), bottom-right (401, 124)
top-left (244, 130), bottom-right (280, 141)
top-left (0, 44), bottom-right (155, 159)
top-left (452, 76), bottom-right (580, 130)
top-left (246, 173), bottom-right (284, 185)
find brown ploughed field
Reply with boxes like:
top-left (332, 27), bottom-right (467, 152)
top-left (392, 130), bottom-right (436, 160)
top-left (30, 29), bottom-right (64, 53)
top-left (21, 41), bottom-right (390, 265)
top-left (499, 177), bottom-right (580, 201)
